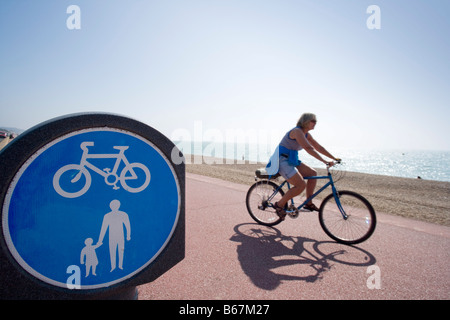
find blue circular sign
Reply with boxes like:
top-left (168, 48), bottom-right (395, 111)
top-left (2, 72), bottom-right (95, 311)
top-left (2, 128), bottom-right (180, 289)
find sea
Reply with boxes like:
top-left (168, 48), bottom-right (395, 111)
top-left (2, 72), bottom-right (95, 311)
top-left (174, 141), bottom-right (450, 182)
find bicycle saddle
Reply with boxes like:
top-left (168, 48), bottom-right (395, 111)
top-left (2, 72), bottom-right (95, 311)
top-left (113, 146), bottom-right (129, 151)
top-left (255, 168), bottom-right (280, 179)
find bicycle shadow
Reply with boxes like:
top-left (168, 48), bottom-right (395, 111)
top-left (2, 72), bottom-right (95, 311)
top-left (230, 223), bottom-right (376, 291)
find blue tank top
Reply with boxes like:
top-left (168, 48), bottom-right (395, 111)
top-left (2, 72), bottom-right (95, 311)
top-left (279, 127), bottom-right (307, 151)
top-left (265, 127), bottom-right (308, 174)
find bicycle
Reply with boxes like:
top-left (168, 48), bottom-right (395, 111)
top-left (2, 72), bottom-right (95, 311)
top-left (53, 141), bottom-right (151, 198)
top-left (245, 161), bottom-right (376, 245)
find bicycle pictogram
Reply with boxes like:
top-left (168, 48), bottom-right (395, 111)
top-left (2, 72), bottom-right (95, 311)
top-left (53, 141), bottom-right (151, 198)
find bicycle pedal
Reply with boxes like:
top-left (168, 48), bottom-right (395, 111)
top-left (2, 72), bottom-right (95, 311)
top-left (287, 211), bottom-right (299, 219)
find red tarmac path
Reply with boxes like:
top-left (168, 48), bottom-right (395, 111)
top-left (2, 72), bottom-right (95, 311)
top-left (138, 173), bottom-right (450, 300)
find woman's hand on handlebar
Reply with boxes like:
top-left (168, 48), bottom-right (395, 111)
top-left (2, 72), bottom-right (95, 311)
top-left (325, 161), bottom-right (335, 167)
top-left (325, 158), bottom-right (341, 167)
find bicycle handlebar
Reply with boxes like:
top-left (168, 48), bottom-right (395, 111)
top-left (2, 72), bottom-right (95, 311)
top-left (80, 141), bottom-right (94, 151)
top-left (326, 159), bottom-right (342, 169)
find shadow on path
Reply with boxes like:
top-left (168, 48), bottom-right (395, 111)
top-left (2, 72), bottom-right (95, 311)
top-left (230, 223), bottom-right (376, 290)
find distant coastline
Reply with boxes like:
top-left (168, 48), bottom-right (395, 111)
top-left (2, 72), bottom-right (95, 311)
top-left (175, 141), bottom-right (450, 182)
top-left (0, 127), bottom-right (24, 135)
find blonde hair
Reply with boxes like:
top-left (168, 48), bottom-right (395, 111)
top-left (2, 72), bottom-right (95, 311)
top-left (296, 113), bottom-right (317, 128)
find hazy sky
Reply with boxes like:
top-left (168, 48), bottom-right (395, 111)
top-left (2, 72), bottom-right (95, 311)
top-left (1, 0), bottom-right (449, 151)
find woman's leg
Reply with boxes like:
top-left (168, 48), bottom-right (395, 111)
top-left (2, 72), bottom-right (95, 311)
top-left (297, 163), bottom-right (317, 201)
top-left (277, 172), bottom-right (306, 208)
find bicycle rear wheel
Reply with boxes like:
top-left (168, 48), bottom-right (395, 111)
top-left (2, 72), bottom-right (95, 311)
top-left (319, 191), bottom-right (376, 245)
top-left (246, 180), bottom-right (286, 226)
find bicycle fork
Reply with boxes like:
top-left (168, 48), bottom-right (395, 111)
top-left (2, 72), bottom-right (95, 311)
top-left (71, 150), bottom-right (128, 191)
top-left (330, 184), bottom-right (348, 220)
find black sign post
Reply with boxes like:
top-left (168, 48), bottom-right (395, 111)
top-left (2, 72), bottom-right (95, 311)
top-left (0, 113), bottom-right (185, 299)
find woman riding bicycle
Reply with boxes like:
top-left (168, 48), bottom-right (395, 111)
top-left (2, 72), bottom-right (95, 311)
top-left (266, 113), bottom-right (340, 220)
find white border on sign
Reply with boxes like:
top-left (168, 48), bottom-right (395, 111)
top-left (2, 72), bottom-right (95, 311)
top-left (2, 127), bottom-right (181, 290)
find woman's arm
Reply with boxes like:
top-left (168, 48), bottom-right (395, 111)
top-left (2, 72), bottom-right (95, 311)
top-left (291, 129), bottom-right (328, 164)
top-left (307, 134), bottom-right (338, 161)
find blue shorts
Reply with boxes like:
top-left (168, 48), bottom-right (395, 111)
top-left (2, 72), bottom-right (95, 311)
top-left (278, 156), bottom-right (301, 180)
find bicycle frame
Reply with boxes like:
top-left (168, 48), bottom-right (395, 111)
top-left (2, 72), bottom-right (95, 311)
top-left (81, 149), bottom-right (130, 178)
top-left (267, 170), bottom-right (348, 219)
top-left (72, 142), bottom-right (137, 185)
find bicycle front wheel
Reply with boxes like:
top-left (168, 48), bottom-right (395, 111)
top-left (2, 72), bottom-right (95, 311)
top-left (246, 180), bottom-right (285, 226)
top-left (319, 191), bottom-right (376, 245)
top-left (53, 164), bottom-right (91, 198)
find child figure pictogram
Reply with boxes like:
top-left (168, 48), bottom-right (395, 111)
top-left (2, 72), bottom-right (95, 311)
top-left (80, 238), bottom-right (101, 277)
